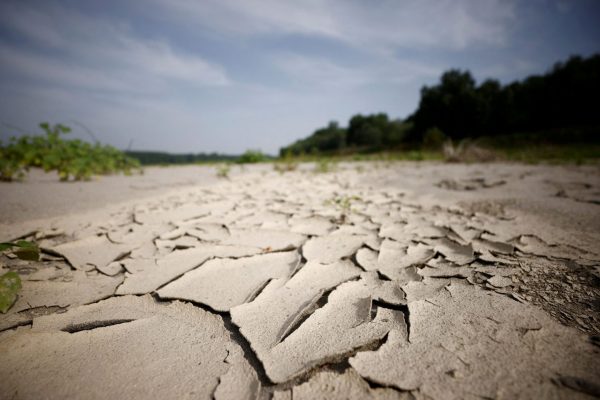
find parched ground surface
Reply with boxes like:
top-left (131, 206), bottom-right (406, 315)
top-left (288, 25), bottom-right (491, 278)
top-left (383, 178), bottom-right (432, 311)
top-left (1, 162), bottom-right (599, 400)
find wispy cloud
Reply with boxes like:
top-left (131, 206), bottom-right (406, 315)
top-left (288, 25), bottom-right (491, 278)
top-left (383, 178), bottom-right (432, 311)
top-left (273, 52), bottom-right (442, 90)
top-left (0, 1), bottom-right (230, 95)
top-left (152, 0), bottom-right (516, 52)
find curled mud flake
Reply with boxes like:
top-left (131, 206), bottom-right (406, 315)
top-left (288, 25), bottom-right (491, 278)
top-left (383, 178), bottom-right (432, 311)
top-left (158, 228), bottom-right (185, 241)
top-left (486, 275), bottom-right (513, 288)
top-left (185, 223), bottom-right (230, 242)
top-left (303, 234), bottom-right (366, 264)
top-left (7, 270), bottom-right (123, 315)
top-left (356, 247), bottom-right (379, 271)
top-left (157, 251), bottom-right (301, 311)
top-left (96, 261), bottom-right (124, 277)
top-left (222, 228), bottom-right (306, 252)
top-left (117, 244), bottom-right (260, 295)
top-left (52, 234), bottom-right (131, 272)
top-left (61, 318), bottom-right (135, 333)
top-left (433, 238), bottom-right (475, 265)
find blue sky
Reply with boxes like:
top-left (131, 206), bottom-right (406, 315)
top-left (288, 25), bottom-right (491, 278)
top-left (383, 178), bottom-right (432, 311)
top-left (0, 0), bottom-right (599, 154)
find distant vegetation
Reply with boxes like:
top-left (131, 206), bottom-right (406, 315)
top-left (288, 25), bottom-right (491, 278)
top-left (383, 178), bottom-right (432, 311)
top-left (280, 54), bottom-right (600, 158)
top-left (0, 123), bottom-right (140, 181)
top-left (126, 151), bottom-right (238, 165)
top-left (127, 149), bottom-right (273, 165)
top-left (236, 149), bottom-right (271, 164)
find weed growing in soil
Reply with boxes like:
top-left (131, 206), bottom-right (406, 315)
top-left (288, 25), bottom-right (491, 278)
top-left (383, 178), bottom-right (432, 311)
top-left (216, 163), bottom-right (231, 178)
top-left (273, 152), bottom-right (298, 173)
top-left (325, 195), bottom-right (361, 223)
top-left (314, 159), bottom-right (336, 173)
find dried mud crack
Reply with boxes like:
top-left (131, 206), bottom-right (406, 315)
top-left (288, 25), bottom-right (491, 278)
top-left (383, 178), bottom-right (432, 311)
top-left (1, 162), bottom-right (599, 399)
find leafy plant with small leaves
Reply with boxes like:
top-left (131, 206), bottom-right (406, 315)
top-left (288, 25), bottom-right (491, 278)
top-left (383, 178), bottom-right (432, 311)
top-left (0, 123), bottom-right (141, 181)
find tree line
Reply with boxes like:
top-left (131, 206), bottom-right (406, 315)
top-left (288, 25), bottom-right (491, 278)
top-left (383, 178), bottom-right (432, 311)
top-left (280, 54), bottom-right (600, 156)
top-left (126, 151), bottom-right (239, 165)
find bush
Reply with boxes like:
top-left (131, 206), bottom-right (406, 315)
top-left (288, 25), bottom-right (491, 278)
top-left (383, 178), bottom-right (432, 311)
top-left (237, 149), bottom-right (267, 164)
top-left (0, 123), bottom-right (141, 181)
top-left (422, 127), bottom-right (446, 150)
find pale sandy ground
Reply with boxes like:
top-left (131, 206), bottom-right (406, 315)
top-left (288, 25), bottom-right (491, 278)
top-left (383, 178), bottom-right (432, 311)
top-left (0, 162), bottom-right (599, 400)
top-left (0, 165), bottom-right (223, 224)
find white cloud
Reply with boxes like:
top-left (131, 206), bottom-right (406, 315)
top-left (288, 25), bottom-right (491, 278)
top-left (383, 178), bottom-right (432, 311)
top-left (0, 1), bottom-right (230, 95)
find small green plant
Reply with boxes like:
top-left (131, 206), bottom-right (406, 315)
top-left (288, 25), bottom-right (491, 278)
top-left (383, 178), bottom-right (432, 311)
top-left (314, 158), bottom-right (336, 173)
top-left (0, 241), bottom-right (40, 261)
top-left (216, 163), bottom-right (231, 179)
top-left (237, 149), bottom-right (267, 164)
top-left (274, 150), bottom-right (298, 173)
top-left (0, 123), bottom-right (141, 181)
top-left (0, 241), bottom-right (39, 314)
top-left (325, 195), bottom-right (361, 223)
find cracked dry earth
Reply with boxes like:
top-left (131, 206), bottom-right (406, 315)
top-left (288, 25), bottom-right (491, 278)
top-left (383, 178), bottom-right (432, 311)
top-left (1, 162), bottom-right (599, 400)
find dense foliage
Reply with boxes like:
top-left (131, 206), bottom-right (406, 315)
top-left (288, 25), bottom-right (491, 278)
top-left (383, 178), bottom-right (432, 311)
top-left (409, 54), bottom-right (600, 142)
top-left (281, 117), bottom-right (411, 156)
top-left (280, 54), bottom-right (600, 156)
top-left (0, 123), bottom-right (140, 181)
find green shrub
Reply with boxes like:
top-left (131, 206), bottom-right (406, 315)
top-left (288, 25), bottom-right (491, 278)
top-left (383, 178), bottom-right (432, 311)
top-left (237, 149), bottom-right (267, 164)
top-left (0, 123), bottom-right (141, 181)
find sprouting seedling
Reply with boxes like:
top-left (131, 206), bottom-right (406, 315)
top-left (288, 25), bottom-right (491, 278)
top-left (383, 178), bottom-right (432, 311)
top-left (216, 163), bottom-right (231, 179)
top-left (325, 195), bottom-right (362, 223)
